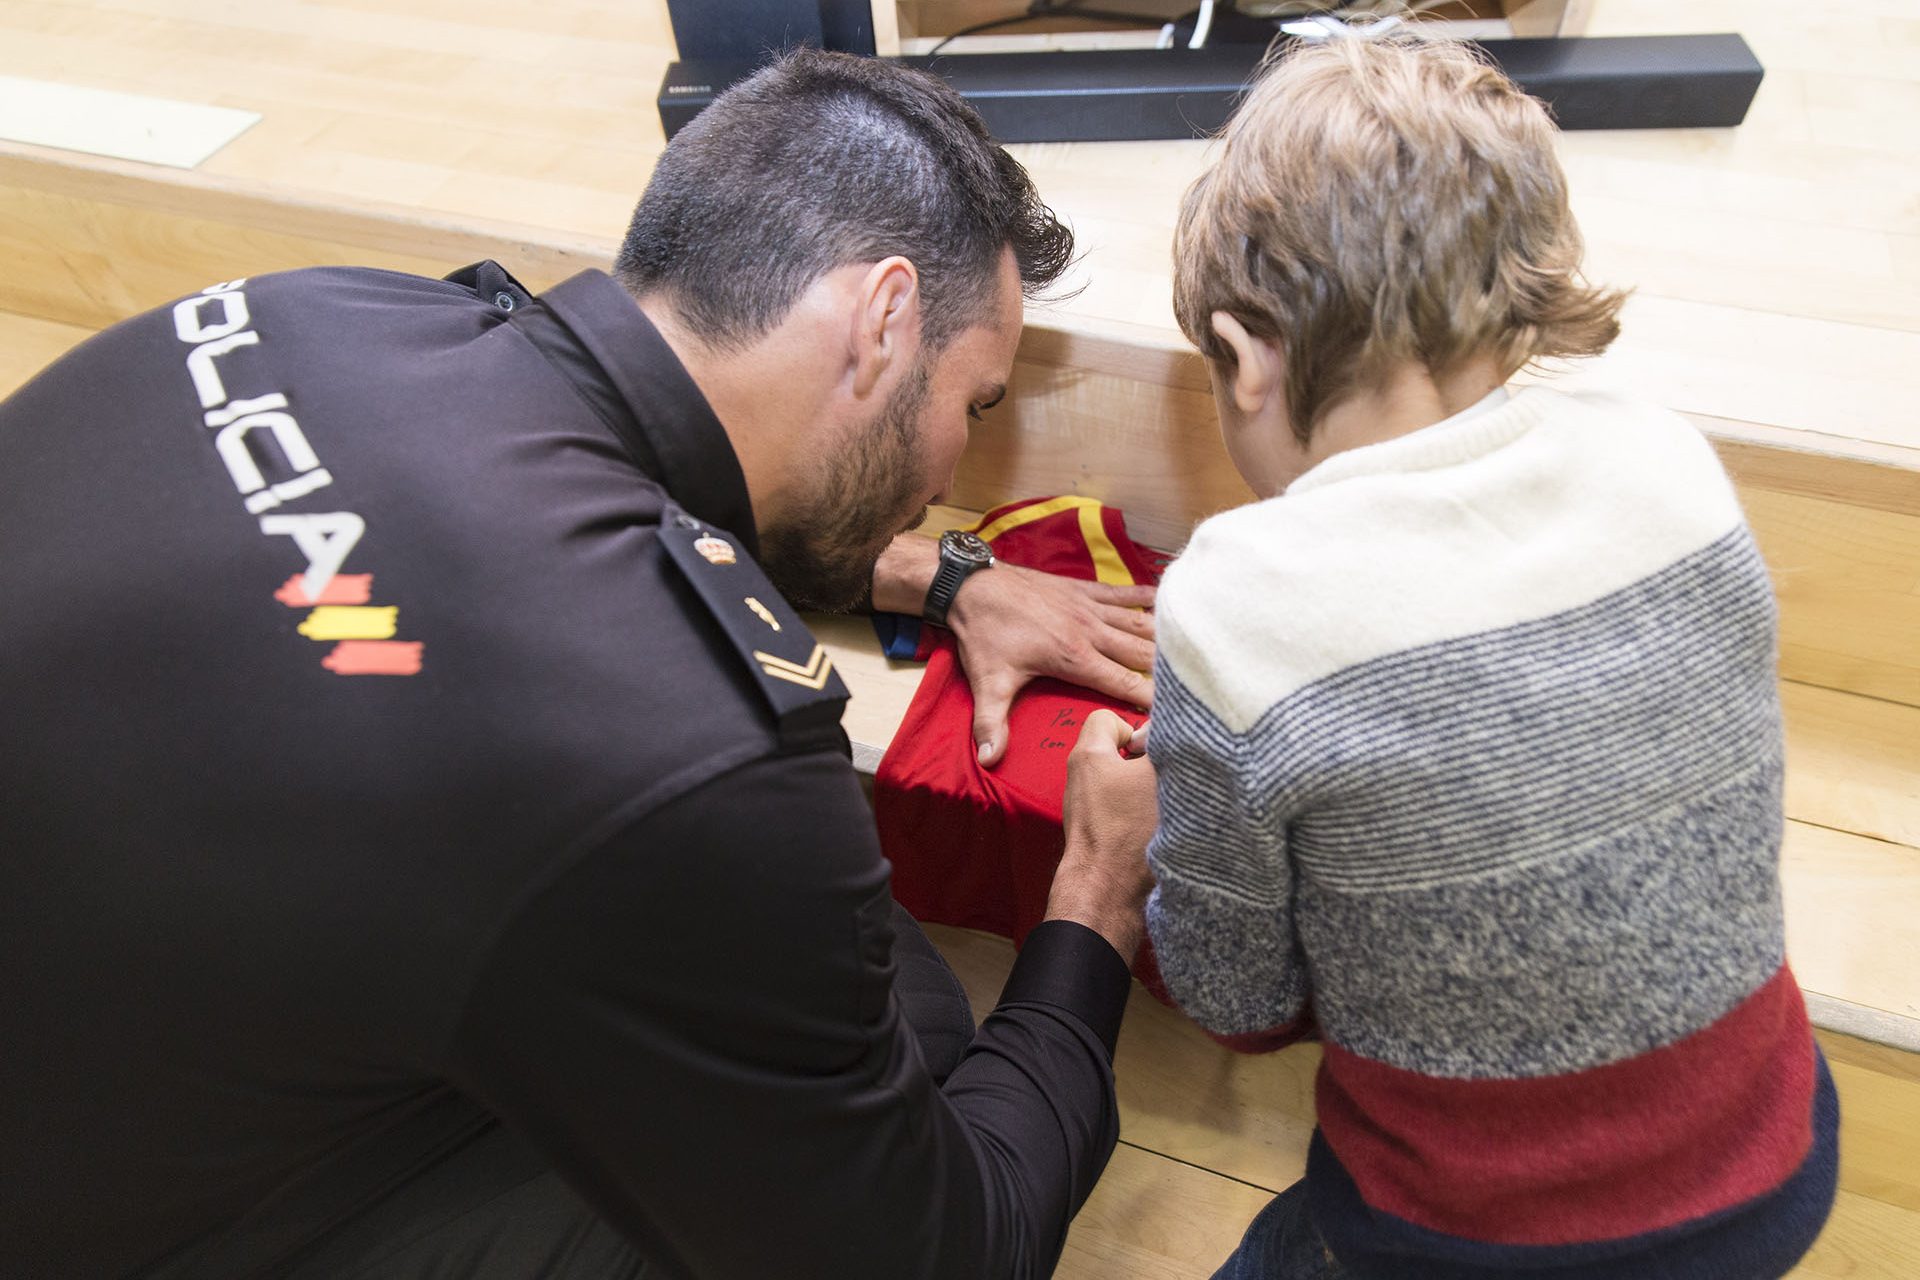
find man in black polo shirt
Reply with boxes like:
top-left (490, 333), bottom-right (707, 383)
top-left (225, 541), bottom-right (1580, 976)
top-left (0, 50), bottom-right (1162, 1279)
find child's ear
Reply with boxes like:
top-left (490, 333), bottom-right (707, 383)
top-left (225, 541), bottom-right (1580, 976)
top-left (1210, 312), bottom-right (1284, 417)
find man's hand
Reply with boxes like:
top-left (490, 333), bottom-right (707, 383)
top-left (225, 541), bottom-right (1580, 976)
top-left (946, 564), bottom-right (1155, 766)
top-left (1049, 710), bottom-right (1158, 963)
top-left (867, 530), bottom-right (1155, 766)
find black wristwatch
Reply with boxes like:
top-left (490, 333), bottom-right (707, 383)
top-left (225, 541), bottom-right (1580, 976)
top-left (921, 530), bottom-right (996, 628)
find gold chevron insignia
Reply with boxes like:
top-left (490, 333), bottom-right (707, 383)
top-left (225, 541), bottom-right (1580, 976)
top-left (753, 644), bottom-right (834, 690)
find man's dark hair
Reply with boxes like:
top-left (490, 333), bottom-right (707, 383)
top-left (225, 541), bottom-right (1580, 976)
top-left (617, 50), bottom-right (1074, 354)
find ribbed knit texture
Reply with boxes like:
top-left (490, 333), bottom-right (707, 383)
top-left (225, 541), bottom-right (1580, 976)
top-left (1146, 386), bottom-right (1837, 1277)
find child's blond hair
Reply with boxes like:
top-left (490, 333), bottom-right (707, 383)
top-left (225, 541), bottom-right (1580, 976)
top-left (1173, 30), bottom-right (1625, 441)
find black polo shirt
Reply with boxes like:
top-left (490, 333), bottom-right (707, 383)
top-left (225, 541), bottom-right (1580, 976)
top-left (0, 263), bottom-right (1130, 1278)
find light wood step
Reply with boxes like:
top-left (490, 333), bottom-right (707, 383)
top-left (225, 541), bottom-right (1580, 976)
top-left (0, 309), bottom-right (91, 398)
top-left (1778, 685), bottom-right (1920, 1043)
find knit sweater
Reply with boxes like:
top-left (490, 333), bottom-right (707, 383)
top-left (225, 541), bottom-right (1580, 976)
top-left (1146, 386), bottom-right (1838, 1279)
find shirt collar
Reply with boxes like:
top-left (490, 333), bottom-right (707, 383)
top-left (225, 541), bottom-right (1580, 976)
top-left (532, 269), bottom-right (759, 557)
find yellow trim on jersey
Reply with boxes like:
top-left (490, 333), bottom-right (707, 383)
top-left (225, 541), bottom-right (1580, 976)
top-left (1076, 502), bottom-right (1134, 588)
top-left (974, 495), bottom-right (1094, 543)
top-left (971, 496), bottom-right (1136, 588)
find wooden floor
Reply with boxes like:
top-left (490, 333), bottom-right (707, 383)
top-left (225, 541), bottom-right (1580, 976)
top-left (2, 0), bottom-right (1917, 1273)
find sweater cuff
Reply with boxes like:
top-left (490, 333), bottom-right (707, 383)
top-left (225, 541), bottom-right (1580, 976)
top-left (998, 921), bottom-right (1133, 1059)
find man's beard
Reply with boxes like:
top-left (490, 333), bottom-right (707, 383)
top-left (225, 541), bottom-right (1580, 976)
top-left (759, 362), bottom-right (932, 613)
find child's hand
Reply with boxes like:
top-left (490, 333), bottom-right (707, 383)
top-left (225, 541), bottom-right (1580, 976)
top-left (1048, 711), bottom-right (1159, 962)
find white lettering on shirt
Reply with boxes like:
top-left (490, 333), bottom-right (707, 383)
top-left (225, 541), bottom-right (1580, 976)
top-left (176, 277), bottom-right (358, 596)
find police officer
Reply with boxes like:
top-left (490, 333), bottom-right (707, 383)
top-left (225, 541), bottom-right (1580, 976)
top-left (0, 49), bottom-right (1165, 1280)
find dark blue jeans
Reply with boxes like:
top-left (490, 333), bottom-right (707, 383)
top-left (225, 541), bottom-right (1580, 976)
top-left (1212, 1181), bottom-right (1347, 1280)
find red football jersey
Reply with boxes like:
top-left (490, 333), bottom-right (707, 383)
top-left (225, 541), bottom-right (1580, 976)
top-left (874, 497), bottom-right (1173, 998)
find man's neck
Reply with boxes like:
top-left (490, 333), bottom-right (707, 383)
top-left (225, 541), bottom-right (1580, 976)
top-left (631, 293), bottom-right (809, 535)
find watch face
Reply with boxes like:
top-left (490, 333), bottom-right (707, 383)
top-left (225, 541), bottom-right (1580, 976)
top-left (941, 530), bottom-right (995, 566)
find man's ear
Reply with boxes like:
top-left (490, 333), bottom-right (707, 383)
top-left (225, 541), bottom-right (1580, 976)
top-left (1210, 311), bottom-right (1285, 417)
top-left (851, 257), bottom-right (921, 399)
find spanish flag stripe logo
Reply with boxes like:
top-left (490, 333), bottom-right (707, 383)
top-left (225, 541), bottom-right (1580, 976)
top-left (297, 605), bottom-right (399, 642)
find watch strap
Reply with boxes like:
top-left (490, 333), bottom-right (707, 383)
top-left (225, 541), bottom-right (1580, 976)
top-left (922, 556), bottom-right (975, 629)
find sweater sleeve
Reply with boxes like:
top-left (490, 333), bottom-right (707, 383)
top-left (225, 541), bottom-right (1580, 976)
top-left (1144, 631), bottom-right (1315, 1053)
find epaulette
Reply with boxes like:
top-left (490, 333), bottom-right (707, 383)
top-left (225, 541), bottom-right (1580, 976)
top-left (657, 504), bottom-right (851, 748)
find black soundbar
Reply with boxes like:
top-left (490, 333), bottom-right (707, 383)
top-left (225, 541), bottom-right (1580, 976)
top-left (658, 33), bottom-right (1763, 142)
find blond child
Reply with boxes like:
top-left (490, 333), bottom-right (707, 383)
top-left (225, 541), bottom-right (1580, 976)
top-left (1141, 31), bottom-right (1837, 1280)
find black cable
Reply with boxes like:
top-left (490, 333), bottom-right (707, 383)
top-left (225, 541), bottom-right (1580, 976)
top-left (1068, 6), bottom-right (1173, 22)
top-left (927, 11), bottom-right (1051, 58)
top-left (926, 0), bottom-right (1166, 57)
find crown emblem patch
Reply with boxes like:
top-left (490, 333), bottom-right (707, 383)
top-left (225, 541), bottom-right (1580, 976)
top-left (694, 535), bottom-right (736, 566)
